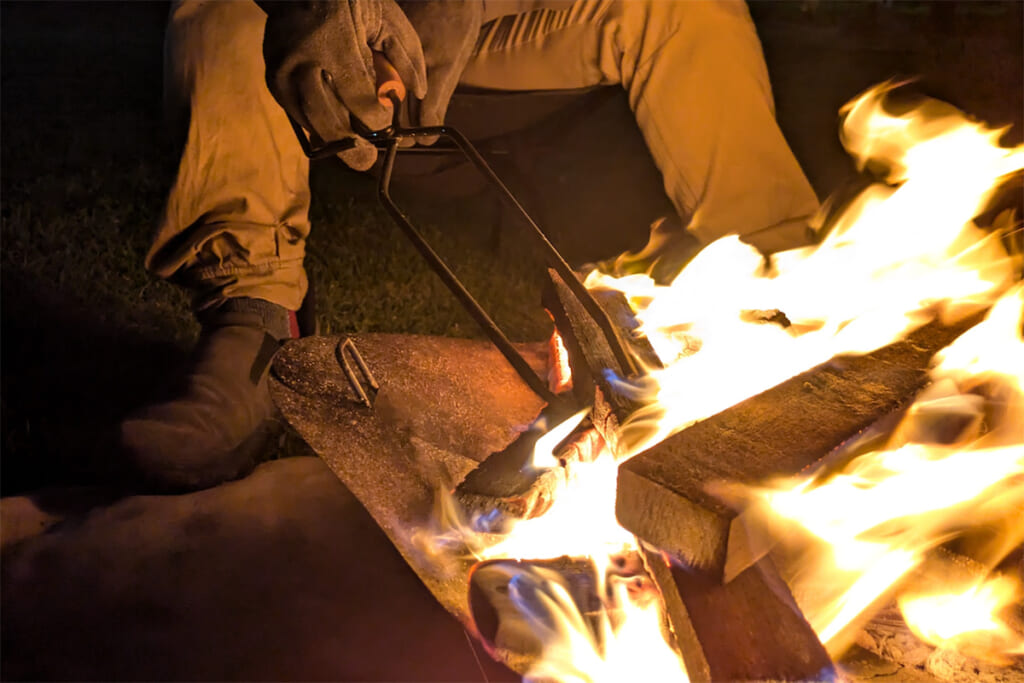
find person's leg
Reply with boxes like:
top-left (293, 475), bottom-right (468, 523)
top-left (460, 0), bottom-right (820, 265)
top-left (150, 0), bottom-right (310, 312)
top-left (123, 0), bottom-right (310, 491)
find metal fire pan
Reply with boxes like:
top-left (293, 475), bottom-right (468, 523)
top-left (270, 333), bottom-right (547, 628)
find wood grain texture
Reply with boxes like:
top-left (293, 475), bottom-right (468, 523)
top-left (617, 314), bottom-right (984, 576)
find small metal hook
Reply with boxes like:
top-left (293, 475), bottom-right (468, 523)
top-left (335, 337), bottom-right (380, 409)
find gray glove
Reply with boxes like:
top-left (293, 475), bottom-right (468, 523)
top-left (260, 0), bottom-right (428, 170)
top-left (400, 1), bottom-right (483, 145)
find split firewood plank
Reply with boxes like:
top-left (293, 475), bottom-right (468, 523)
top-left (543, 268), bottom-right (662, 456)
top-left (453, 401), bottom-right (580, 525)
top-left (270, 333), bottom-right (547, 645)
top-left (643, 548), bottom-right (835, 682)
top-left (451, 269), bottom-right (657, 516)
top-left (616, 312), bottom-right (986, 577)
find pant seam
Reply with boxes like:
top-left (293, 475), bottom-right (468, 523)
top-left (189, 256), bottom-right (305, 283)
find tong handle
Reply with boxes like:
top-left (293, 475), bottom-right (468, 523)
top-left (372, 52), bottom-right (405, 106)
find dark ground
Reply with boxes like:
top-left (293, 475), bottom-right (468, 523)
top-left (0, 2), bottom-right (1022, 679)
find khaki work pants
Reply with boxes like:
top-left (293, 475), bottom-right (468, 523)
top-left (150, 0), bottom-right (820, 311)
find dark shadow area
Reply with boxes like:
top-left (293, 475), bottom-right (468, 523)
top-left (1, 1), bottom-right (180, 494)
top-left (1, 270), bottom-right (189, 495)
top-left (753, 0), bottom-right (1023, 197)
top-left (1, 457), bottom-right (519, 682)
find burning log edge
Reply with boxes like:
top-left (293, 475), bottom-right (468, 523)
top-left (543, 268), bottom-right (663, 457)
top-left (450, 273), bottom-right (995, 679)
top-left (641, 546), bottom-right (835, 682)
top-left (609, 309), bottom-right (1013, 681)
top-left (615, 311), bottom-right (988, 579)
top-left (452, 269), bottom-right (657, 522)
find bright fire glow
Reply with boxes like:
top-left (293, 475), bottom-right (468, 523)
top-left (417, 82), bottom-right (1023, 679)
top-left (482, 455), bottom-right (632, 563)
top-left (745, 441), bottom-right (1023, 648)
top-left (417, 425), bottom-right (689, 680)
top-left (548, 328), bottom-right (574, 394)
top-left (586, 82), bottom-right (1021, 457)
top-left (726, 285), bottom-right (1024, 659)
top-left (482, 560), bottom-right (689, 683)
top-left (900, 574), bottom-right (1024, 662)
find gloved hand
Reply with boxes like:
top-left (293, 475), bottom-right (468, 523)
top-left (400, 1), bottom-right (483, 145)
top-left (260, 0), bottom-right (428, 170)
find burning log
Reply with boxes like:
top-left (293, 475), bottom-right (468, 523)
top-left (615, 311), bottom-right (987, 579)
top-left (543, 268), bottom-right (662, 456)
top-left (453, 402), bottom-right (582, 527)
top-left (642, 549), bottom-right (835, 682)
top-left (452, 268), bottom-right (654, 521)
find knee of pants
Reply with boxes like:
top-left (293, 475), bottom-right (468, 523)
top-left (609, 0), bottom-right (769, 96)
top-left (152, 0), bottom-right (312, 303)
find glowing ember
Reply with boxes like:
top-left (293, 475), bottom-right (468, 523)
top-left (900, 574), bottom-right (1024, 663)
top-left (548, 328), bottom-right (574, 394)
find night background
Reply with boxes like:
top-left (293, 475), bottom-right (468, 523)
top-left (3, 1), bottom-right (1021, 493)
top-left (1, 2), bottom-right (1022, 679)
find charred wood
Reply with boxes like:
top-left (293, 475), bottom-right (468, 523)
top-left (453, 402), bottom-right (582, 527)
top-left (452, 270), bottom-right (655, 520)
top-left (643, 548), bottom-right (834, 682)
top-left (543, 269), bottom-right (661, 456)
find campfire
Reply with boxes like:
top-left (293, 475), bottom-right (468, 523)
top-left (273, 81), bottom-right (1023, 681)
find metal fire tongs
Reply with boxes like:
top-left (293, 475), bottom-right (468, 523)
top-left (292, 54), bottom-right (638, 408)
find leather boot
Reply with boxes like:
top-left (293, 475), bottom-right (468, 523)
top-left (121, 298), bottom-right (296, 491)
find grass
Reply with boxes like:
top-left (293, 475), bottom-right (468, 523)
top-left (2, 0), bottom-right (1021, 495)
top-left (305, 165), bottom-right (553, 341)
top-left (0, 2), bottom-right (563, 493)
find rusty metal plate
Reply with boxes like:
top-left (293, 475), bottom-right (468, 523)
top-left (270, 333), bottom-right (548, 624)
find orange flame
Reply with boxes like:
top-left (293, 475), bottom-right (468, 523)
top-left (482, 561), bottom-right (689, 683)
top-left (416, 82), bottom-right (1023, 678)
top-left (725, 285), bottom-right (1024, 659)
top-left (900, 574), bottom-right (1024, 663)
top-left (586, 82), bottom-right (1021, 457)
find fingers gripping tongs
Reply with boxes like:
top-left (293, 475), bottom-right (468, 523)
top-left (291, 54), bottom-right (638, 407)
